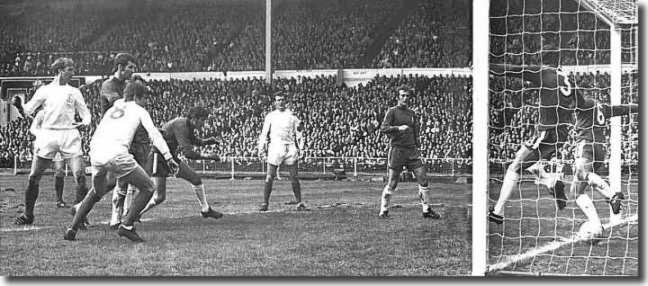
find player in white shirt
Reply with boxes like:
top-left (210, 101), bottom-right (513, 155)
top-left (257, 92), bottom-right (306, 212)
top-left (64, 80), bottom-right (178, 242)
top-left (13, 58), bottom-right (91, 225)
top-left (29, 111), bottom-right (68, 208)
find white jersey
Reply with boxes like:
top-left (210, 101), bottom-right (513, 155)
top-left (29, 111), bottom-right (44, 136)
top-left (23, 78), bottom-right (91, 130)
top-left (90, 99), bottom-right (172, 164)
top-left (258, 109), bottom-right (301, 148)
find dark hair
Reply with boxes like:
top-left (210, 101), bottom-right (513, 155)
top-left (123, 81), bottom-right (147, 101)
top-left (50, 57), bottom-right (74, 72)
top-left (397, 85), bottom-right (412, 95)
top-left (186, 106), bottom-right (209, 120)
top-left (112, 53), bottom-right (137, 72)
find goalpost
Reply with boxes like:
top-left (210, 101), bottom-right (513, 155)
top-left (473, 0), bottom-right (638, 276)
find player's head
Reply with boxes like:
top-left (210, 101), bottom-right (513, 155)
top-left (396, 85), bottom-right (412, 107)
top-left (51, 57), bottom-right (75, 84)
top-left (113, 53), bottom-right (137, 80)
top-left (187, 106), bottom-right (209, 127)
top-left (273, 91), bottom-right (286, 111)
top-left (123, 80), bottom-right (148, 106)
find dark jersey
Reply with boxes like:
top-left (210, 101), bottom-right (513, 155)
top-left (380, 105), bottom-right (420, 148)
top-left (159, 117), bottom-right (209, 159)
top-left (100, 76), bottom-right (151, 145)
top-left (574, 98), bottom-right (637, 143)
top-left (491, 65), bottom-right (579, 131)
top-left (533, 68), bottom-right (577, 131)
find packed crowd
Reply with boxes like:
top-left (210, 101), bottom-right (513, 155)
top-left (1, 71), bottom-right (639, 171)
top-left (0, 74), bottom-right (473, 168)
top-left (1, 0), bottom-right (474, 76)
top-left (490, 0), bottom-right (637, 66)
top-left (373, 0), bottom-right (471, 68)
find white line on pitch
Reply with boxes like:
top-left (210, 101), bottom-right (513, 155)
top-left (488, 213), bottom-right (638, 273)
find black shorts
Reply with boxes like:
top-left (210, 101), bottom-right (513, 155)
top-left (575, 141), bottom-right (607, 171)
top-left (388, 146), bottom-right (423, 171)
top-left (521, 127), bottom-right (569, 163)
top-left (147, 149), bottom-right (201, 185)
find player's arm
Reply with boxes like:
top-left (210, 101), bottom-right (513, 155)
top-left (413, 112), bottom-right (421, 148)
top-left (175, 122), bottom-right (219, 161)
top-left (610, 104), bottom-right (638, 117)
top-left (188, 129), bottom-right (219, 146)
top-left (29, 111), bottom-right (44, 136)
top-left (18, 87), bottom-right (46, 118)
top-left (73, 90), bottom-right (92, 126)
top-left (380, 108), bottom-right (405, 134)
top-left (489, 64), bottom-right (546, 85)
top-left (295, 117), bottom-right (304, 150)
top-left (258, 114), bottom-right (271, 153)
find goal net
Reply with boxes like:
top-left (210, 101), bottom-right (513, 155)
top-left (485, 0), bottom-right (638, 276)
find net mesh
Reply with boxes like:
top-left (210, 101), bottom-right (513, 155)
top-left (487, 0), bottom-right (638, 276)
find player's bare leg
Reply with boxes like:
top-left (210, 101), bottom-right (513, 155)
top-left (66, 168), bottom-right (113, 239)
top-left (69, 155), bottom-right (90, 227)
top-left (285, 164), bottom-right (306, 210)
top-left (489, 147), bottom-right (528, 224)
top-left (15, 156), bottom-right (51, 225)
top-left (174, 161), bottom-right (222, 218)
top-left (413, 166), bottom-right (440, 219)
top-left (260, 164), bottom-right (279, 211)
top-left (54, 159), bottom-right (67, 207)
top-left (379, 168), bottom-right (400, 218)
top-left (571, 159), bottom-right (604, 235)
top-left (118, 167), bottom-right (156, 242)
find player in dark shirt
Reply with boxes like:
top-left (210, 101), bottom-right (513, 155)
top-left (378, 85), bottom-right (441, 219)
top-left (488, 57), bottom-right (585, 224)
top-left (97, 53), bottom-right (153, 229)
top-left (570, 96), bottom-right (637, 232)
top-left (139, 106), bottom-right (223, 219)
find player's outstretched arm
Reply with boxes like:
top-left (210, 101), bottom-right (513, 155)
top-left (18, 86), bottom-right (47, 118)
top-left (172, 121), bottom-right (216, 160)
top-left (610, 104), bottom-right (638, 117)
top-left (489, 63), bottom-right (546, 85)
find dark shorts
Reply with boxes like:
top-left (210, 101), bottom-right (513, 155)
top-left (129, 143), bottom-right (152, 168)
top-left (575, 141), bottom-right (607, 171)
top-left (147, 149), bottom-right (201, 185)
top-left (388, 146), bottom-right (423, 171)
top-left (521, 127), bottom-right (569, 164)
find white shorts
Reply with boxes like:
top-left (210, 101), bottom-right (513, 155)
top-left (53, 153), bottom-right (64, 162)
top-left (91, 153), bottom-right (138, 179)
top-left (267, 143), bottom-right (298, 166)
top-left (33, 129), bottom-right (82, 160)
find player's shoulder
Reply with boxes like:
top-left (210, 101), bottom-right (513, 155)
top-left (100, 77), bottom-right (122, 92)
top-left (167, 117), bottom-right (188, 128)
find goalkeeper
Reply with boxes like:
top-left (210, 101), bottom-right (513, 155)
top-left (139, 106), bottom-right (223, 219)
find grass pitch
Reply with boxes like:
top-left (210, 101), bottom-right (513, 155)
top-left (0, 175), bottom-right (471, 276)
top-left (488, 178), bottom-right (639, 276)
